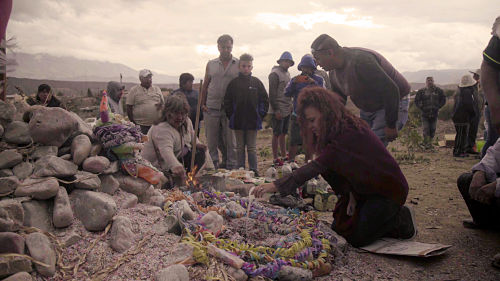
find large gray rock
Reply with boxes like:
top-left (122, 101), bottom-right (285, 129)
top-left (31, 146), bottom-right (58, 160)
top-left (0, 176), bottom-right (19, 195)
top-left (166, 243), bottom-right (194, 264)
top-left (53, 187), bottom-right (73, 228)
top-left (28, 106), bottom-right (78, 147)
top-left (0, 100), bottom-right (16, 126)
top-left (0, 256), bottom-right (32, 279)
top-left (0, 169), bottom-right (14, 177)
top-left (25, 232), bottom-right (56, 277)
top-left (155, 264), bottom-right (189, 281)
top-left (177, 200), bottom-right (195, 220)
top-left (0, 232), bottom-right (25, 254)
top-left (82, 156), bottom-right (110, 173)
top-left (4, 121), bottom-right (31, 145)
top-left (199, 211), bottom-right (223, 234)
top-left (33, 156), bottom-right (78, 178)
top-left (2, 271), bottom-right (33, 281)
top-left (115, 175), bottom-right (155, 203)
top-left (89, 143), bottom-right (102, 157)
top-left (71, 134), bottom-right (91, 165)
top-left (12, 162), bottom-right (33, 180)
top-left (98, 174), bottom-right (119, 195)
top-left (22, 200), bottom-right (53, 232)
top-left (121, 192), bottom-right (138, 209)
top-left (63, 231), bottom-right (82, 247)
top-left (0, 150), bottom-right (23, 169)
top-left (15, 178), bottom-right (59, 200)
top-left (277, 266), bottom-right (313, 281)
top-left (74, 171), bottom-right (101, 190)
top-left (70, 190), bottom-right (117, 231)
top-left (109, 216), bottom-right (135, 253)
top-left (67, 111), bottom-right (93, 139)
top-left (102, 161), bottom-right (119, 174)
top-left (0, 199), bottom-right (24, 232)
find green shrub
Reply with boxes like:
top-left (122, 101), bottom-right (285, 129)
top-left (438, 101), bottom-right (454, 121)
top-left (408, 100), bottom-right (422, 126)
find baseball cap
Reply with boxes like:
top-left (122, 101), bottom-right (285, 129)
top-left (139, 69), bottom-right (153, 78)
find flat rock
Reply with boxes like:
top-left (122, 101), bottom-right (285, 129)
top-left (0, 199), bottom-right (24, 232)
top-left (63, 231), bottom-right (82, 247)
top-left (28, 106), bottom-right (79, 147)
top-left (25, 232), bottom-right (56, 277)
top-left (12, 162), bottom-right (33, 180)
top-left (109, 216), bottom-right (135, 253)
top-left (22, 200), bottom-right (53, 232)
top-left (2, 271), bottom-right (33, 281)
top-left (278, 266), bottom-right (313, 281)
top-left (0, 176), bottom-right (20, 195)
top-left (71, 134), bottom-right (91, 165)
top-left (163, 215), bottom-right (181, 235)
top-left (0, 150), bottom-right (23, 169)
top-left (0, 100), bottom-right (16, 125)
top-left (148, 195), bottom-right (165, 208)
top-left (60, 154), bottom-right (71, 160)
top-left (74, 171), bottom-right (101, 190)
top-left (227, 267), bottom-right (248, 281)
top-left (102, 161), bottom-right (119, 174)
top-left (155, 264), bottom-right (189, 281)
top-left (4, 121), bottom-right (31, 145)
top-left (121, 192), bottom-right (138, 209)
top-left (166, 243), bottom-right (194, 264)
top-left (53, 187), bottom-right (74, 228)
top-left (82, 156), bottom-right (110, 173)
top-left (15, 178), bottom-right (59, 200)
top-left (71, 190), bottom-right (117, 231)
top-left (0, 169), bottom-right (14, 177)
top-left (31, 146), bottom-right (58, 160)
top-left (199, 211), bottom-right (223, 234)
top-left (115, 174), bottom-right (155, 203)
top-left (0, 232), bottom-right (25, 254)
top-left (90, 143), bottom-right (102, 156)
top-left (0, 256), bottom-right (32, 279)
top-left (33, 156), bottom-right (78, 178)
top-left (98, 174), bottom-right (119, 195)
top-left (178, 200), bottom-right (195, 220)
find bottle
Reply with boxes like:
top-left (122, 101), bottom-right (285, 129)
top-left (265, 164), bottom-right (277, 180)
top-left (99, 90), bottom-right (110, 123)
top-left (282, 163), bottom-right (292, 177)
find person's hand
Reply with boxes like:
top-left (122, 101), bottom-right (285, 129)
top-left (384, 127), bottom-right (398, 142)
top-left (172, 166), bottom-right (186, 181)
top-left (469, 171), bottom-right (486, 198)
top-left (251, 183), bottom-right (278, 198)
top-left (202, 105), bottom-right (208, 113)
top-left (196, 143), bottom-right (207, 151)
top-left (275, 112), bottom-right (282, 120)
top-left (473, 182), bottom-right (496, 204)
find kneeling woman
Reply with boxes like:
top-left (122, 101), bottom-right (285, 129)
top-left (253, 87), bottom-right (416, 247)
top-left (142, 94), bottom-right (207, 182)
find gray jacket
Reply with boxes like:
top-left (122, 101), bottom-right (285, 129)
top-left (268, 66), bottom-right (292, 116)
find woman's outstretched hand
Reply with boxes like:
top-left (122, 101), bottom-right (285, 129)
top-left (251, 183), bottom-right (278, 198)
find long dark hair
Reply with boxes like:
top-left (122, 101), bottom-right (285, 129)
top-left (297, 87), bottom-right (366, 154)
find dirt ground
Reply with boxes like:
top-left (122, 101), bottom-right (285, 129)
top-left (246, 119), bottom-right (499, 281)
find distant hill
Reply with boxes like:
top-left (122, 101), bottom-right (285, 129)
top-left (6, 52), bottom-right (178, 84)
top-left (402, 69), bottom-right (476, 85)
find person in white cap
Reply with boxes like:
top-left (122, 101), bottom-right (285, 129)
top-left (126, 69), bottom-right (164, 134)
top-left (452, 74), bottom-right (479, 157)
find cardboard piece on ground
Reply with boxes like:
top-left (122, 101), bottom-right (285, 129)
top-left (360, 238), bottom-right (452, 257)
top-left (444, 134), bottom-right (456, 147)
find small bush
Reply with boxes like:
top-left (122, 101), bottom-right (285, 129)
top-left (408, 101), bottom-right (422, 126)
top-left (438, 101), bottom-right (454, 121)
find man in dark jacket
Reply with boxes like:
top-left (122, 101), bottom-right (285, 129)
top-left (453, 75), bottom-right (479, 157)
top-left (224, 53), bottom-right (269, 175)
top-left (415, 77), bottom-right (446, 148)
top-left (172, 73), bottom-right (203, 136)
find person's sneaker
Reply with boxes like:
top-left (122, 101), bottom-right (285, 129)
top-left (273, 158), bottom-right (284, 166)
top-left (397, 205), bottom-right (418, 240)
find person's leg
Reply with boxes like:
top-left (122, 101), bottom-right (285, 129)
top-left (457, 172), bottom-right (500, 228)
top-left (422, 116), bottom-right (431, 145)
top-left (288, 115), bottom-right (302, 162)
top-left (467, 114), bottom-right (480, 152)
top-left (397, 97), bottom-right (410, 131)
top-left (204, 109), bottom-right (221, 168)
top-left (233, 130), bottom-right (245, 169)
top-left (246, 130), bottom-right (258, 172)
top-left (361, 108), bottom-right (387, 146)
top-left (280, 115), bottom-right (290, 159)
top-left (222, 115), bottom-right (237, 170)
top-left (218, 119), bottom-right (227, 168)
top-left (271, 115), bottom-right (280, 160)
top-left (454, 123), bottom-right (469, 156)
top-left (429, 116), bottom-right (438, 139)
top-left (344, 196), bottom-right (401, 247)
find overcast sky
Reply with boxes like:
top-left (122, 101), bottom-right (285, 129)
top-left (6, 0), bottom-right (499, 82)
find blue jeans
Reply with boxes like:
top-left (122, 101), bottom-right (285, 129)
top-left (422, 116), bottom-right (438, 139)
top-left (360, 97), bottom-right (409, 146)
top-left (233, 130), bottom-right (258, 172)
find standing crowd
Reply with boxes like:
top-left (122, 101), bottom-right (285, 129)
top-left (25, 16), bottom-right (499, 263)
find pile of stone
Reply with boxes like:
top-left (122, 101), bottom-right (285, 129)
top-left (0, 101), bottom-right (166, 279)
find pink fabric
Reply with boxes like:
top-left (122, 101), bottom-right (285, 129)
top-left (0, 0), bottom-right (13, 41)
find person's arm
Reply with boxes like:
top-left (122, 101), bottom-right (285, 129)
top-left (481, 60), bottom-right (500, 133)
top-left (414, 89), bottom-right (423, 110)
top-left (437, 88), bottom-right (446, 108)
top-left (201, 63), bottom-right (211, 112)
top-left (356, 56), bottom-right (400, 129)
top-left (125, 88), bottom-right (136, 123)
top-left (284, 79), bottom-right (294, 97)
top-left (153, 127), bottom-right (184, 172)
top-left (272, 160), bottom-right (327, 196)
top-left (268, 72), bottom-right (280, 115)
top-left (257, 79), bottom-right (269, 118)
top-left (126, 105), bottom-right (135, 124)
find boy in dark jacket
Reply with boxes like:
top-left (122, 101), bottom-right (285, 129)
top-left (285, 54), bottom-right (324, 162)
top-left (224, 53), bottom-right (269, 175)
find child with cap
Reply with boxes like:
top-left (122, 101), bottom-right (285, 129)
top-left (285, 54), bottom-right (324, 163)
top-left (269, 51), bottom-right (294, 166)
